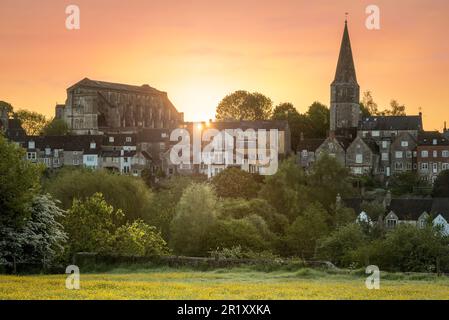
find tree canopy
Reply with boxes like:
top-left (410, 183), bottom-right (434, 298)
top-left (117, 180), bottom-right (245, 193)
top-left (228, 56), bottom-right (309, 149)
top-left (215, 90), bottom-right (273, 121)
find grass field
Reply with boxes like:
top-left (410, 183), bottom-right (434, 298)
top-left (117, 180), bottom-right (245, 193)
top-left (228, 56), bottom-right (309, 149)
top-left (0, 267), bottom-right (448, 300)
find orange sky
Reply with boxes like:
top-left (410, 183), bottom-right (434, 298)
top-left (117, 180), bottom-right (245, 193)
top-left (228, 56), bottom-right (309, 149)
top-left (1, 0), bottom-right (449, 130)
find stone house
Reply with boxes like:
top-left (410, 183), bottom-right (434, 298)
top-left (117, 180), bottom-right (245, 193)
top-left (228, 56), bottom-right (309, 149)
top-left (417, 131), bottom-right (449, 183)
top-left (315, 135), bottom-right (350, 167)
top-left (345, 136), bottom-right (379, 175)
top-left (297, 138), bottom-right (325, 168)
top-left (389, 132), bottom-right (418, 175)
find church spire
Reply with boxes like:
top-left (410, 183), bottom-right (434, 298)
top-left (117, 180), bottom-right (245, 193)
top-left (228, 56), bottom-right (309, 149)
top-left (333, 19), bottom-right (357, 84)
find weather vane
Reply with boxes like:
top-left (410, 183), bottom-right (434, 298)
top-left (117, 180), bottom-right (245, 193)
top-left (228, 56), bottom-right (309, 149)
top-left (345, 12), bottom-right (349, 22)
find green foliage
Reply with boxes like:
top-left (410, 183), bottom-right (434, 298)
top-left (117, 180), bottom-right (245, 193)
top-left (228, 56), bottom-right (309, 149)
top-left (284, 203), bottom-right (330, 259)
top-left (64, 193), bottom-right (124, 255)
top-left (41, 118), bottom-right (69, 136)
top-left (390, 171), bottom-right (431, 196)
top-left (359, 225), bottom-right (449, 272)
top-left (432, 170), bottom-right (449, 197)
top-left (0, 101), bottom-right (14, 117)
top-left (305, 102), bottom-right (329, 139)
top-left (317, 223), bottom-right (367, 267)
top-left (259, 158), bottom-right (309, 220)
top-left (113, 220), bottom-right (169, 257)
top-left (44, 168), bottom-right (153, 221)
top-left (212, 167), bottom-right (260, 199)
top-left (307, 154), bottom-right (354, 210)
top-left (170, 183), bottom-right (218, 256)
top-left (215, 90), bottom-right (272, 121)
top-left (147, 175), bottom-right (207, 239)
top-left (360, 200), bottom-right (385, 220)
top-left (14, 109), bottom-right (48, 136)
top-left (0, 134), bottom-right (43, 226)
top-left (0, 194), bottom-right (67, 267)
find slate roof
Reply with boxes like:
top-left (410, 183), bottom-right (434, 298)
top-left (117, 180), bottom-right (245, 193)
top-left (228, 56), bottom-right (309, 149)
top-left (362, 138), bottom-right (380, 154)
top-left (332, 21), bottom-right (358, 84)
top-left (431, 198), bottom-right (449, 220)
top-left (343, 198), bottom-right (362, 214)
top-left (6, 119), bottom-right (26, 141)
top-left (386, 199), bottom-right (433, 220)
top-left (102, 134), bottom-right (137, 146)
top-left (68, 78), bottom-right (164, 95)
top-left (137, 129), bottom-right (171, 143)
top-left (359, 116), bottom-right (423, 131)
top-left (417, 131), bottom-right (449, 146)
top-left (297, 138), bottom-right (325, 152)
top-left (23, 135), bottom-right (103, 153)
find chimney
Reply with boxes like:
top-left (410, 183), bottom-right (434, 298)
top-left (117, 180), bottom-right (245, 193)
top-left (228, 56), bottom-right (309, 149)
top-left (444, 121), bottom-right (447, 133)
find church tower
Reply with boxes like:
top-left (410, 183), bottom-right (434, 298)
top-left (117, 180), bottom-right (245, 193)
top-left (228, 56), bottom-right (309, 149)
top-left (330, 19), bottom-right (360, 132)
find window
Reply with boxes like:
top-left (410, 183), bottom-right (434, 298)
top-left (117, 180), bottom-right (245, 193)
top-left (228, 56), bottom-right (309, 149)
top-left (45, 148), bottom-right (51, 155)
top-left (443, 150), bottom-right (449, 158)
top-left (401, 141), bottom-right (408, 147)
top-left (421, 150), bottom-right (428, 158)
top-left (372, 131), bottom-right (380, 137)
top-left (395, 151), bottom-right (403, 159)
top-left (420, 163), bottom-right (429, 171)
top-left (386, 219), bottom-right (397, 228)
top-left (382, 141), bottom-right (388, 149)
top-left (86, 156), bottom-right (95, 162)
top-left (433, 139), bottom-right (438, 145)
top-left (27, 152), bottom-right (36, 160)
top-left (28, 141), bottom-right (35, 149)
top-left (406, 162), bottom-right (412, 170)
top-left (124, 157), bottom-right (128, 163)
top-left (382, 153), bottom-right (389, 161)
top-left (109, 136), bottom-right (114, 143)
top-left (90, 142), bottom-right (96, 149)
top-left (353, 167), bottom-right (362, 175)
top-left (43, 158), bottom-right (51, 166)
top-left (395, 162), bottom-right (403, 170)
top-left (433, 163), bottom-right (438, 173)
top-left (442, 163), bottom-right (449, 170)
top-left (356, 154), bottom-right (363, 164)
top-left (53, 158), bottom-right (60, 165)
top-left (406, 151), bottom-right (412, 159)
top-left (433, 150), bottom-right (438, 158)
top-left (301, 150), bottom-right (308, 157)
top-left (73, 159), bottom-right (80, 165)
top-left (159, 143), bottom-right (166, 151)
top-left (126, 137), bottom-right (132, 143)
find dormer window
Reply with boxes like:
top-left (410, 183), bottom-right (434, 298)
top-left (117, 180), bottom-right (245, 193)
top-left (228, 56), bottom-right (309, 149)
top-left (126, 137), bottom-right (132, 143)
top-left (28, 141), bottom-right (35, 149)
top-left (90, 142), bottom-right (96, 149)
top-left (109, 137), bottom-right (114, 143)
top-left (433, 139), bottom-right (438, 145)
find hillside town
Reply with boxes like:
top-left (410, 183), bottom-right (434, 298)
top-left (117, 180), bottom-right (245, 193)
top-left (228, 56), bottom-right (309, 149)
top-left (1, 20), bottom-right (449, 235)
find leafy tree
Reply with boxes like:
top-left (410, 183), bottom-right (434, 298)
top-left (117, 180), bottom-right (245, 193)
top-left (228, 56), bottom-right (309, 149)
top-left (360, 200), bottom-right (385, 220)
top-left (41, 118), bottom-right (69, 136)
top-left (211, 167), bottom-right (260, 199)
top-left (113, 220), bottom-right (169, 257)
top-left (146, 175), bottom-right (207, 239)
top-left (0, 194), bottom-right (67, 270)
top-left (44, 168), bottom-right (153, 221)
top-left (215, 90), bottom-right (272, 121)
top-left (64, 193), bottom-right (124, 255)
top-left (432, 170), bottom-right (449, 197)
top-left (360, 91), bottom-right (378, 116)
top-left (0, 134), bottom-right (43, 226)
top-left (389, 171), bottom-right (431, 196)
top-left (208, 217), bottom-right (269, 253)
top-left (317, 223), bottom-right (367, 267)
top-left (170, 183), bottom-right (218, 256)
top-left (284, 203), bottom-right (330, 258)
top-left (304, 102), bottom-right (329, 138)
top-left (14, 109), bottom-right (48, 135)
top-left (386, 99), bottom-right (406, 116)
top-left (308, 154), bottom-right (354, 210)
top-left (259, 158), bottom-right (309, 221)
top-left (333, 206), bottom-right (357, 228)
top-left (0, 101), bottom-right (14, 117)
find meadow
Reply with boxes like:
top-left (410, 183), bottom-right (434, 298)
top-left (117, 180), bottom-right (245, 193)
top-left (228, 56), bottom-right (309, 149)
top-left (0, 267), bottom-right (448, 300)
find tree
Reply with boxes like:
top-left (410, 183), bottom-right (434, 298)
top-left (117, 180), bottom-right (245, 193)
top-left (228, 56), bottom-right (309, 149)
top-left (0, 101), bottom-right (14, 117)
top-left (170, 183), bottom-right (218, 256)
top-left (432, 170), bottom-right (449, 198)
top-left (113, 220), bottom-right (169, 257)
top-left (308, 154), bottom-right (354, 210)
top-left (271, 102), bottom-right (309, 150)
top-left (0, 134), bottom-right (43, 226)
top-left (317, 223), bottom-right (367, 267)
top-left (41, 118), bottom-right (69, 136)
top-left (211, 167), bottom-right (260, 199)
top-left (304, 102), bottom-right (329, 138)
top-left (215, 90), bottom-right (272, 121)
top-left (64, 193), bottom-right (124, 255)
top-left (259, 158), bottom-right (309, 221)
top-left (14, 109), bottom-right (49, 135)
top-left (386, 99), bottom-right (406, 116)
top-left (284, 203), bottom-right (330, 258)
top-left (0, 194), bottom-right (67, 270)
top-left (390, 171), bottom-right (431, 196)
top-left (360, 91), bottom-right (378, 116)
top-left (44, 168), bottom-right (153, 221)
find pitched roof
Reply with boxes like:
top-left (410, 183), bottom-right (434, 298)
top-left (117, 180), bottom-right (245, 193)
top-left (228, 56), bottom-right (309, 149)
top-left (387, 199), bottom-right (433, 220)
top-left (137, 129), bottom-right (171, 143)
top-left (343, 198), bottom-right (362, 213)
top-left (417, 131), bottom-right (449, 146)
top-left (332, 21), bottom-right (357, 84)
top-left (360, 116), bottom-right (423, 131)
top-left (431, 198), bottom-right (449, 220)
top-left (68, 78), bottom-right (164, 95)
top-left (23, 135), bottom-right (103, 153)
top-left (297, 138), bottom-right (325, 152)
top-left (362, 138), bottom-right (380, 154)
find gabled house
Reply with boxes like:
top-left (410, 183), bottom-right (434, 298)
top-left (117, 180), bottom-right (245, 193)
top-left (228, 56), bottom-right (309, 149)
top-left (316, 135), bottom-right (350, 166)
top-left (345, 136), bottom-right (379, 175)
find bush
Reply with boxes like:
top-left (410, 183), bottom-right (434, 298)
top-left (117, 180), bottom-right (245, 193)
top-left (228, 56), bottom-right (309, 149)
top-left (113, 220), bottom-right (169, 257)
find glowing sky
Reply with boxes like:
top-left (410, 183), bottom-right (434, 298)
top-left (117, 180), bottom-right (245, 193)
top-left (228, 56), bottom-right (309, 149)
top-left (1, 0), bottom-right (449, 130)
